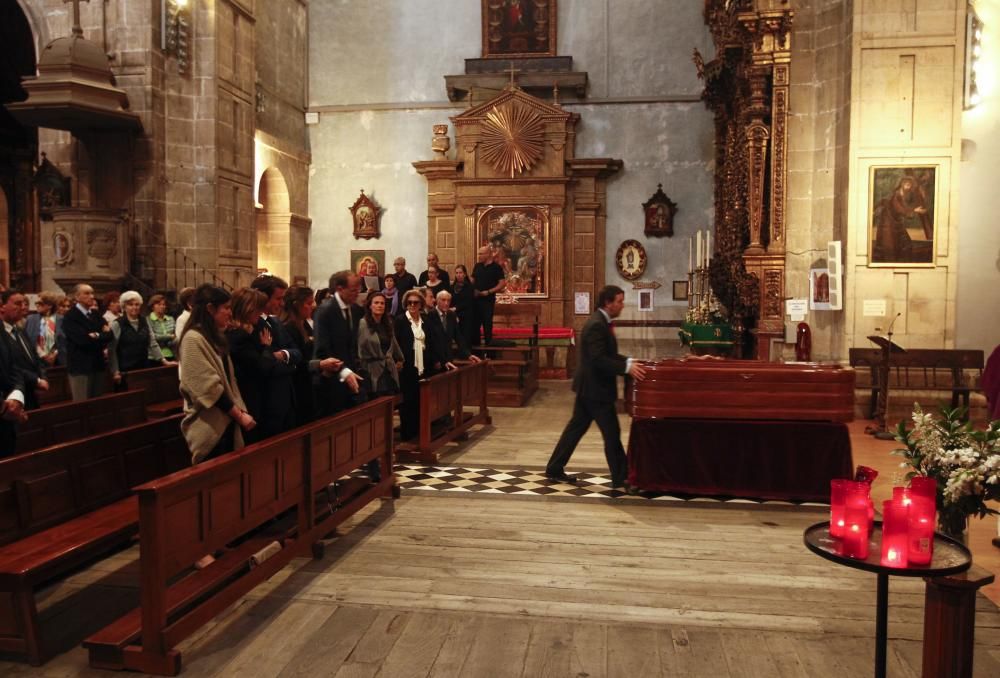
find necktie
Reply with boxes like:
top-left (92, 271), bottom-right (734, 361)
top-left (13, 329), bottom-right (31, 361)
top-left (343, 307), bottom-right (352, 331)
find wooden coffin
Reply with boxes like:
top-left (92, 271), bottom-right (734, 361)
top-left (626, 358), bottom-right (855, 422)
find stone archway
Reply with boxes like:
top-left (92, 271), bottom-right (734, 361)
top-left (255, 167), bottom-right (292, 280)
top-left (0, 0), bottom-right (39, 290)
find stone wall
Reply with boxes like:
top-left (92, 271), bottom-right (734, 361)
top-left (307, 0), bottom-right (716, 318)
top-left (843, 0), bottom-right (967, 351)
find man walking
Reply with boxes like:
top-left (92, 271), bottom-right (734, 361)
top-left (545, 285), bottom-right (647, 490)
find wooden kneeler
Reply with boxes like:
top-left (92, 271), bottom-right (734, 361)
top-left (921, 565), bottom-right (995, 678)
top-left (84, 397), bottom-right (398, 676)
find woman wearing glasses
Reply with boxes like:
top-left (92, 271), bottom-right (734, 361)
top-left (394, 289), bottom-right (447, 440)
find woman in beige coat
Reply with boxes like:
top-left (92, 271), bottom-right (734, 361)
top-left (178, 285), bottom-right (256, 464)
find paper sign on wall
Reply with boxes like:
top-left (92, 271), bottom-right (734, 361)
top-left (786, 299), bottom-right (808, 321)
top-left (863, 299), bottom-right (887, 317)
top-left (574, 292), bottom-right (591, 315)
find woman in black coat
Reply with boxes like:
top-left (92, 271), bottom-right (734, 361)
top-left (394, 289), bottom-right (449, 440)
top-left (282, 285), bottom-right (317, 426)
top-left (451, 264), bottom-right (477, 351)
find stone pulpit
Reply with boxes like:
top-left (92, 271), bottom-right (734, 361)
top-left (414, 85), bottom-right (621, 330)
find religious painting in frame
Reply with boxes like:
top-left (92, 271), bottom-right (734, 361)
top-left (349, 189), bottom-right (381, 240)
top-left (615, 240), bottom-right (647, 281)
top-left (482, 0), bottom-right (557, 58)
top-left (476, 205), bottom-right (549, 298)
top-left (350, 249), bottom-right (385, 279)
top-left (868, 165), bottom-right (937, 267)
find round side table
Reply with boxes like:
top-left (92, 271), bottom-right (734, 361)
top-left (803, 520), bottom-right (971, 678)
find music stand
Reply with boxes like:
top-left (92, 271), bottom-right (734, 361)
top-left (866, 335), bottom-right (906, 439)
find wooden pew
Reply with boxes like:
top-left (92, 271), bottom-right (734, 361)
top-left (121, 364), bottom-right (182, 418)
top-left (84, 397), bottom-right (397, 676)
top-left (396, 361), bottom-right (492, 463)
top-left (0, 415), bottom-right (188, 665)
top-left (15, 389), bottom-right (147, 454)
top-left (35, 366), bottom-right (111, 407)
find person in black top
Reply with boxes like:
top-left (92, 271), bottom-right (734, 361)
top-left (62, 284), bottom-right (113, 401)
top-left (313, 270), bottom-right (365, 417)
top-left (471, 245), bottom-right (507, 346)
top-left (545, 286), bottom-right (648, 490)
top-left (424, 289), bottom-right (481, 365)
top-left (0, 315), bottom-right (27, 457)
top-left (1, 290), bottom-right (47, 412)
top-left (417, 253), bottom-right (451, 289)
top-left (391, 257), bottom-right (418, 297)
top-left (109, 290), bottom-right (172, 389)
top-left (250, 274), bottom-right (302, 439)
top-left (281, 285), bottom-right (317, 426)
top-left (450, 265), bottom-right (477, 350)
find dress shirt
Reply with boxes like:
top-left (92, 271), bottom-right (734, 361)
top-left (408, 315), bottom-right (426, 376)
top-left (261, 313), bottom-right (290, 362)
top-left (333, 292), bottom-right (356, 381)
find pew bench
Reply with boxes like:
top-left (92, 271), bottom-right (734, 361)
top-left (396, 361), bottom-right (492, 463)
top-left (471, 346), bottom-right (538, 407)
top-left (84, 397), bottom-right (398, 676)
top-left (16, 389), bottom-right (147, 454)
top-left (848, 348), bottom-right (985, 418)
top-left (0, 416), bottom-right (188, 665)
top-left (119, 364), bottom-right (182, 419)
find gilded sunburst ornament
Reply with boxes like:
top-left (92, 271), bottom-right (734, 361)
top-left (480, 102), bottom-right (545, 178)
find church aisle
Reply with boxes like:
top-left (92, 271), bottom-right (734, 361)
top-left (3, 493), bottom-right (997, 676)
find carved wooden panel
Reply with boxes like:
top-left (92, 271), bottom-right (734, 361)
top-left (208, 477), bottom-right (244, 533)
top-left (248, 458), bottom-right (279, 511)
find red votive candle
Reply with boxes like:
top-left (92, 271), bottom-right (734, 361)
top-left (830, 479), bottom-right (849, 538)
top-left (907, 477), bottom-right (937, 566)
top-left (881, 499), bottom-right (909, 568)
top-left (840, 507), bottom-right (870, 559)
top-left (892, 486), bottom-right (914, 509)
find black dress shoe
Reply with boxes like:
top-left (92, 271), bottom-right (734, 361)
top-left (545, 471), bottom-right (579, 485)
top-left (612, 481), bottom-right (640, 495)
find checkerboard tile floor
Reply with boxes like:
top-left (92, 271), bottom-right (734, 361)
top-left (392, 464), bottom-right (825, 506)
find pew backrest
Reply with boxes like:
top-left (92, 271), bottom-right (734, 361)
top-left (0, 415), bottom-right (188, 546)
top-left (17, 389), bottom-right (147, 454)
top-left (123, 364), bottom-right (179, 404)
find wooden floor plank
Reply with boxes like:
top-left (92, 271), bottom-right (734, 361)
top-left (606, 625), bottom-right (660, 678)
top-left (426, 614), bottom-right (484, 678)
top-left (333, 610), bottom-right (410, 678)
top-left (374, 611), bottom-right (454, 678)
top-left (275, 606), bottom-right (379, 678)
top-left (520, 621), bottom-right (574, 678)
top-left (459, 616), bottom-right (531, 678)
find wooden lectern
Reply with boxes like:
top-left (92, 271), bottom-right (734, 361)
top-left (866, 334), bottom-right (906, 439)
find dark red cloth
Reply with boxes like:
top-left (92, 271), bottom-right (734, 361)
top-left (627, 418), bottom-right (853, 502)
top-left (983, 344), bottom-right (1000, 421)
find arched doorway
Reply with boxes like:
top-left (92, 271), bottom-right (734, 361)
top-left (0, 1), bottom-right (39, 290)
top-left (255, 167), bottom-right (292, 281)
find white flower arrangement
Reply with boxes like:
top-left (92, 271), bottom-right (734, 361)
top-left (893, 404), bottom-right (1000, 533)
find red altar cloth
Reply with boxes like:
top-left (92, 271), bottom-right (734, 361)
top-left (626, 418), bottom-right (853, 502)
top-left (489, 327), bottom-right (575, 342)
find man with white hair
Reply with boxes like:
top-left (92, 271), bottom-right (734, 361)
top-left (391, 257), bottom-right (417, 296)
top-left (425, 289), bottom-right (481, 365)
top-left (62, 283), bottom-right (113, 401)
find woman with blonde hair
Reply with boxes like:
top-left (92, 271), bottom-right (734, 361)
top-left (178, 284), bottom-right (254, 464)
top-left (25, 291), bottom-right (63, 366)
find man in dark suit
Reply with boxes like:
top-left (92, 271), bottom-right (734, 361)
top-left (0, 312), bottom-right (27, 457)
top-left (424, 289), bottom-right (481, 365)
top-left (313, 270), bottom-right (365, 417)
top-left (61, 283), bottom-right (113, 401)
top-left (1, 290), bottom-right (48, 410)
top-left (250, 275), bottom-right (302, 438)
top-left (545, 285), bottom-right (647, 489)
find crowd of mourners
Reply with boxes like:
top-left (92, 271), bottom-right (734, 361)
top-left (0, 250), bottom-right (509, 460)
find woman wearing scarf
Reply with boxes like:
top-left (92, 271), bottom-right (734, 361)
top-left (381, 273), bottom-right (402, 316)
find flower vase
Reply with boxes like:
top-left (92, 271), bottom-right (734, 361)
top-left (936, 508), bottom-right (969, 545)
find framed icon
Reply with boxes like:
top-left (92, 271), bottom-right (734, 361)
top-left (349, 189), bottom-right (382, 240)
top-left (614, 239), bottom-right (647, 281)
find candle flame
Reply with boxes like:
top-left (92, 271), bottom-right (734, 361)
top-left (850, 524), bottom-right (860, 532)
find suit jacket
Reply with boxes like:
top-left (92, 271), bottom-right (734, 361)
top-left (395, 313), bottom-right (447, 377)
top-left (62, 306), bottom-right (113, 375)
top-left (572, 310), bottom-right (627, 403)
top-left (5, 325), bottom-right (45, 410)
top-left (424, 309), bottom-right (470, 362)
top-left (227, 323), bottom-right (297, 438)
top-left (313, 298), bottom-right (365, 414)
top-left (0, 332), bottom-right (25, 456)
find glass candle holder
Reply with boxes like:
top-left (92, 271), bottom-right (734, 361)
top-left (881, 499), bottom-right (909, 568)
top-left (830, 479), bottom-right (849, 538)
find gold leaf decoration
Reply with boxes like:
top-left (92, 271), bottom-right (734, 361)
top-left (480, 102), bottom-right (545, 178)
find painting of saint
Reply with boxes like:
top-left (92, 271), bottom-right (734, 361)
top-left (477, 206), bottom-right (548, 298)
top-left (869, 166), bottom-right (936, 266)
top-left (350, 250), bottom-right (385, 289)
top-left (482, 0), bottom-right (557, 58)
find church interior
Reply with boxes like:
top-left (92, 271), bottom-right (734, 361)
top-left (1, 0), bottom-right (999, 675)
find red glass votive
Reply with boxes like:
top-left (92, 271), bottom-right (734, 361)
top-left (892, 486), bottom-right (913, 509)
top-left (830, 479), bottom-right (850, 538)
top-left (881, 499), bottom-right (909, 568)
top-left (908, 499), bottom-right (935, 566)
top-left (909, 476), bottom-right (937, 504)
top-left (840, 504), bottom-right (870, 559)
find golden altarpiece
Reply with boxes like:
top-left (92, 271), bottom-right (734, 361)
top-left (414, 85), bottom-right (621, 330)
top-left (696, 0), bottom-right (793, 360)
